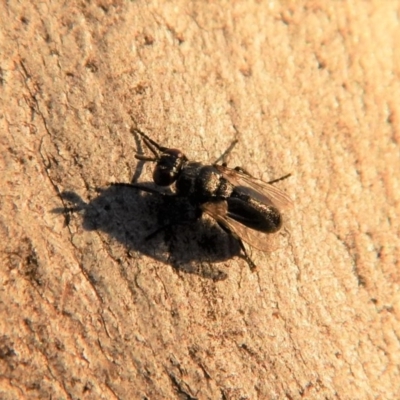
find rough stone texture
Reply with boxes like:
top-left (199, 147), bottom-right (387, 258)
top-left (1, 1), bottom-right (399, 399)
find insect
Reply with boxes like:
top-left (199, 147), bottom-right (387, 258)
top-left (113, 128), bottom-right (292, 270)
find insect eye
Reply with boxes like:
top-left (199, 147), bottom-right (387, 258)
top-left (153, 168), bottom-right (176, 186)
top-left (153, 149), bottom-right (186, 186)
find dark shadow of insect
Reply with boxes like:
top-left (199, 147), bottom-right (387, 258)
top-left (110, 127), bottom-right (293, 271)
top-left (54, 186), bottom-right (239, 281)
top-left (54, 127), bottom-right (292, 277)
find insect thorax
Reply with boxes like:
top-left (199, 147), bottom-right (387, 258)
top-left (175, 163), bottom-right (233, 201)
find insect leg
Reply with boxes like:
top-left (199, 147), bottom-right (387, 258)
top-left (233, 166), bottom-right (253, 176)
top-left (236, 238), bottom-right (258, 271)
top-left (111, 182), bottom-right (175, 196)
top-left (213, 139), bottom-right (239, 165)
top-left (232, 166), bottom-right (291, 185)
top-left (217, 221), bottom-right (258, 271)
top-left (267, 173), bottom-right (291, 185)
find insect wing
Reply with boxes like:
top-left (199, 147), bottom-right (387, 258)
top-left (214, 165), bottom-right (293, 210)
top-left (201, 201), bottom-right (276, 252)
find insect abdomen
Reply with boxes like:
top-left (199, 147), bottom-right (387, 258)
top-left (227, 193), bottom-right (282, 233)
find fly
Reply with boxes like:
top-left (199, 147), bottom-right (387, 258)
top-left (113, 128), bottom-right (293, 270)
